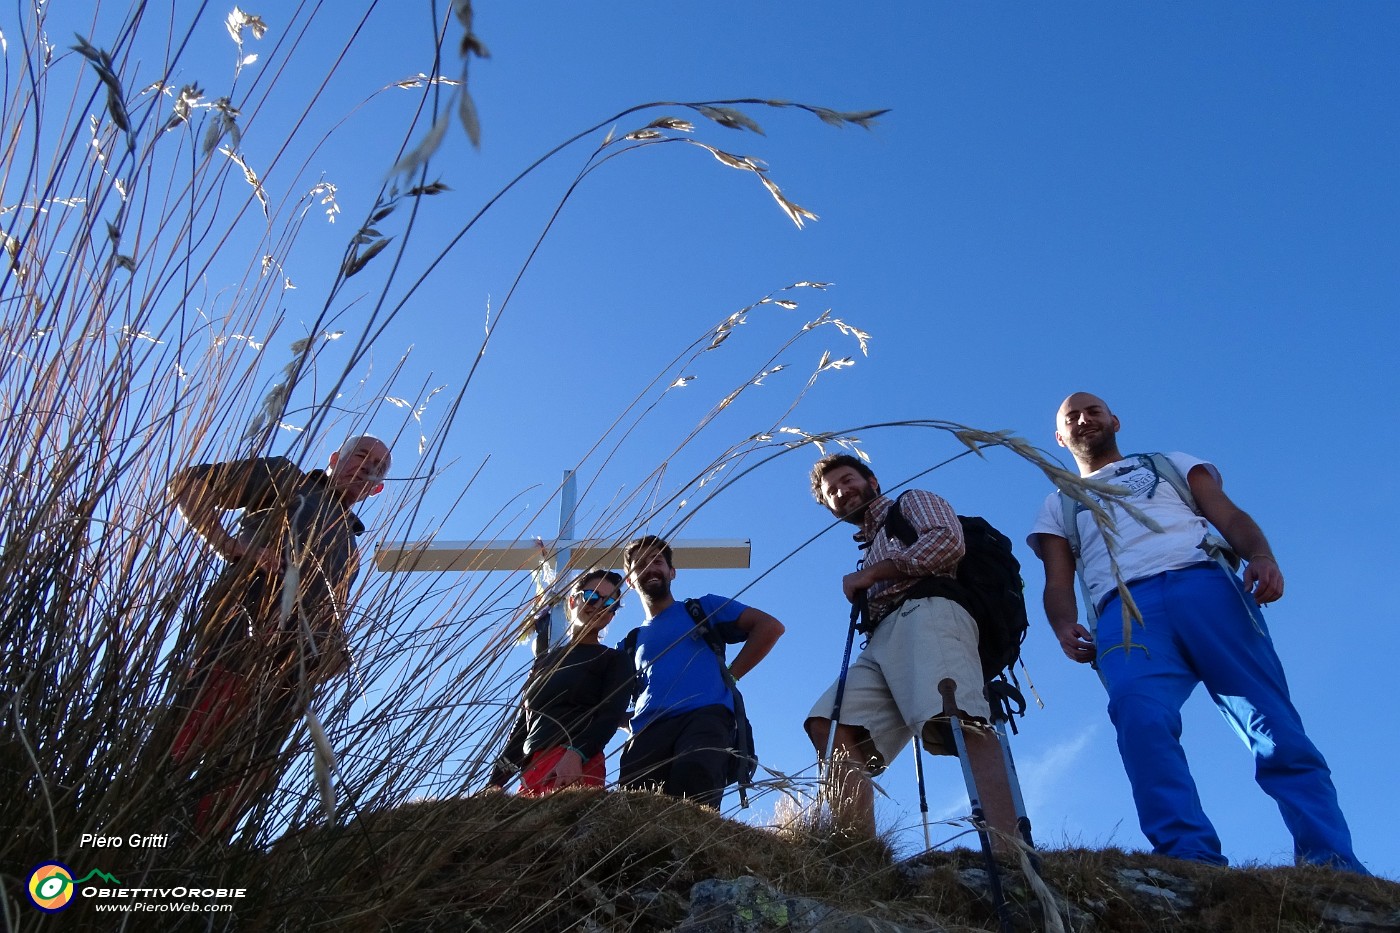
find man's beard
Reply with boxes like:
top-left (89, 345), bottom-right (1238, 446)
top-left (639, 573), bottom-right (671, 601)
top-left (835, 483), bottom-right (877, 523)
top-left (1067, 427), bottom-right (1114, 462)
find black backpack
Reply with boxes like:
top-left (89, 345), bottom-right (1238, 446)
top-left (621, 599), bottom-right (758, 807)
top-left (883, 493), bottom-right (1029, 682)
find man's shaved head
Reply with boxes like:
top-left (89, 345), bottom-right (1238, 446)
top-left (1056, 391), bottom-right (1112, 426)
top-left (1055, 392), bottom-right (1122, 472)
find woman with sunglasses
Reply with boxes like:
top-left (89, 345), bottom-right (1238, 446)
top-left (488, 570), bottom-right (634, 795)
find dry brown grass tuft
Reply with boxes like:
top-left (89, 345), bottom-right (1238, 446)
top-left (249, 791), bottom-right (910, 932)
top-left (236, 795), bottom-right (1400, 932)
top-left (0, 7), bottom-right (892, 927)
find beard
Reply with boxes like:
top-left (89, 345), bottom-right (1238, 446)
top-left (638, 571), bottom-right (672, 601)
top-left (833, 481), bottom-right (878, 523)
top-left (1065, 426), bottom-right (1115, 462)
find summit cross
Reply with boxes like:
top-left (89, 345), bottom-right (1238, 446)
top-left (374, 470), bottom-right (751, 650)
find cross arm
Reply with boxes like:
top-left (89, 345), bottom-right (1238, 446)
top-left (374, 538), bottom-right (751, 573)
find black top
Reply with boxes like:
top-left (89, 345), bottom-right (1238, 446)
top-left (179, 456), bottom-right (365, 670)
top-left (187, 456), bottom-right (365, 601)
top-left (498, 641), bottom-right (634, 770)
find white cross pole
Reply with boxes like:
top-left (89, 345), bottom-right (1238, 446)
top-left (374, 471), bottom-right (751, 651)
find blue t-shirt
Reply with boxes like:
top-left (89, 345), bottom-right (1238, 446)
top-left (622, 593), bottom-right (748, 733)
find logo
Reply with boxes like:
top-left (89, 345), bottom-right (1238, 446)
top-left (27, 863), bottom-right (75, 912)
top-left (25, 863), bottom-right (122, 912)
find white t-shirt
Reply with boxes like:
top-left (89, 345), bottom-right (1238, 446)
top-left (1029, 452), bottom-right (1221, 609)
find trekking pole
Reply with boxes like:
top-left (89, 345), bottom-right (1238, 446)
top-left (994, 718), bottom-right (1039, 875)
top-left (988, 678), bottom-right (1036, 854)
top-left (912, 736), bottom-right (932, 850)
top-left (941, 679), bottom-right (1013, 933)
top-left (822, 592), bottom-right (865, 779)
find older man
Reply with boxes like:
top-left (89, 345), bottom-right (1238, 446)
top-left (1028, 392), bottom-right (1364, 872)
top-left (165, 434), bottom-right (391, 835)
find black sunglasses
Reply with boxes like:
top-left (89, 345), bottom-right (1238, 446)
top-left (575, 589), bottom-right (621, 611)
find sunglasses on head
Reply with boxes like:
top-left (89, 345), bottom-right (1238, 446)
top-left (574, 589), bottom-right (621, 610)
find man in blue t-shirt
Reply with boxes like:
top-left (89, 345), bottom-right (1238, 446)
top-left (618, 535), bottom-right (785, 808)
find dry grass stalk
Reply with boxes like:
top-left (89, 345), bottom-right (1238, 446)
top-left (3, 5), bottom-right (1382, 921)
top-left (1, 4), bottom-right (896, 925)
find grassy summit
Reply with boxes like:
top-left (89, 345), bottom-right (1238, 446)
top-left (234, 790), bottom-right (1398, 932)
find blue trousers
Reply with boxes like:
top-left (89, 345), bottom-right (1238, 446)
top-left (1095, 564), bottom-right (1365, 872)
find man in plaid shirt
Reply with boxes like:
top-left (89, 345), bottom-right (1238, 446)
top-left (805, 453), bottom-right (1015, 845)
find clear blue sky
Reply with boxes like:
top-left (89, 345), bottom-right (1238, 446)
top-left (28, 2), bottom-right (1399, 877)
top-left (394, 2), bottom-right (1398, 877)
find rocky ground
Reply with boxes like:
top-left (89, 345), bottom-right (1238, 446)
top-left (222, 789), bottom-right (1400, 932)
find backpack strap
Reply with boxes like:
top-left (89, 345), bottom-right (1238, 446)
top-left (1137, 453), bottom-right (1238, 574)
top-left (623, 607), bottom-right (728, 701)
top-left (1058, 452), bottom-right (1239, 629)
top-left (883, 492), bottom-right (918, 547)
top-left (683, 598), bottom-right (756, 807)
top-left (685, 599), bottom-right (735, 686)
top-left (880, 493), bottom-right (967, 614)
top-left (1058, 492), bottom-right (1098, 629)
top-left (1059, 491), bottom-right (1083, 560)
top-left (1141, 452), bottom-right (1194, 510)
top-left (620, 627), bottom-right (643, 702)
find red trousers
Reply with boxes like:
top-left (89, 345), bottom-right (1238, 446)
top-left (518, 746), bottom-right (605, 797)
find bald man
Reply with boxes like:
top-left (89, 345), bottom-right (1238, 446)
top-left (1027, 393), bottom-right (1365, 873)
top-left (164, 435), bottom-right (391, 836)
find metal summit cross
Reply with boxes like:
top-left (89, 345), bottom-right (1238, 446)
top-left (374, 470), bottom-right (751, 651)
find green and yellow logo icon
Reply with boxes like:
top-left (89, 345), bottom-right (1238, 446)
top-left (25, 863), bottom-right (122, 912)
top-left (27, 862), bottom-right (75, 912)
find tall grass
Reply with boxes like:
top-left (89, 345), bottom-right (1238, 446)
top-left (0, 3), bottom-right (1284, 930)
top-left (0, 1), bottom-right (906, 926)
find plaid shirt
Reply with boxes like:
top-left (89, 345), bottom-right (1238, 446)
top-left (855, 489), bottom-right (965, 624)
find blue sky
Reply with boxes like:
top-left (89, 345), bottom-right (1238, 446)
top-left (19, 1), bottom-right (1398, 878)
top-left (391, 2), bottom-right (1395, 877)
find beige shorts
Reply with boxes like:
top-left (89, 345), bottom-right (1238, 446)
top-left (806, 596), bottom-right (989, 774)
